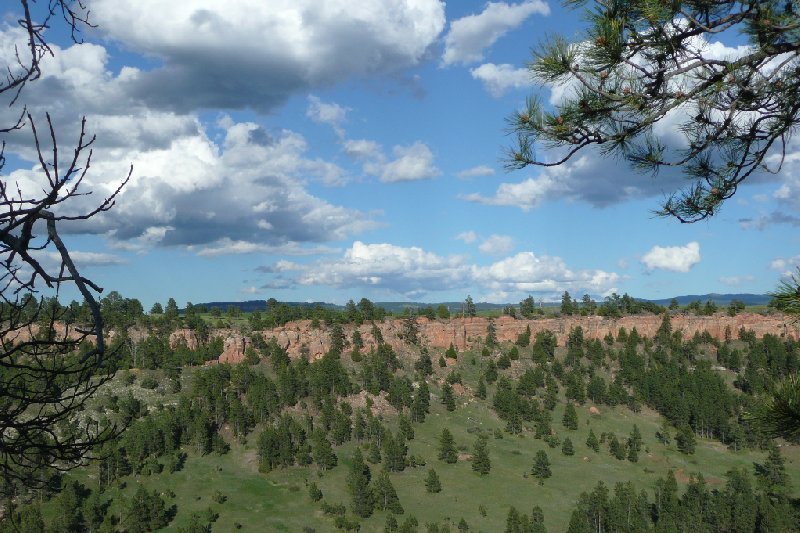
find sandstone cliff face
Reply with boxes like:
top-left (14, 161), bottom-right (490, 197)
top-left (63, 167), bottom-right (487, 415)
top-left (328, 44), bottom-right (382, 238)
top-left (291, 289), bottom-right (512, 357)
top-left (208, 312), bottom-right (797, 364)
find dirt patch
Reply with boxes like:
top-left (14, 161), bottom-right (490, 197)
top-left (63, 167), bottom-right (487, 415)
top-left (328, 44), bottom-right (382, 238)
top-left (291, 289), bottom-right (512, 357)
top-left (458, 453), bottom-right (473, 462)
top-left (343, 390), bottom-right (396, 417)
top-left (589, 406), bottom-right (600, 415)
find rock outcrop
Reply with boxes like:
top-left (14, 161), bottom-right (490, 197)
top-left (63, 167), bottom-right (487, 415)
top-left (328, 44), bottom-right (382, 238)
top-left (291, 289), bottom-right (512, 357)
top-left (208, 312), bottom-right (797, 364)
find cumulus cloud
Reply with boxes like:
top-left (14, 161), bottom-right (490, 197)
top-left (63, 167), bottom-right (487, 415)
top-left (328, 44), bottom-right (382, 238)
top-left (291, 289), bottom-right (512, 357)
top-left (306, 95), bottom-right (348, 137)
top-left (479, 234), bottom-right (514, 255)
top-left (442, 1), bottom-right (549, 66)
top-left (770, 255), bottom-right (800, 277)
top-left (87, 0), bottom-right (446, 113)
top-left (8, 115), bottom-right (376, 253)
top-left (380, 142), bottom-right (440, 182)
top-left (457, 165), bottom-right (495, 178)
top-left (641, 242), bottom-right (701, 273)
top-left (470, 63), bottom-right (530, 96)
top-left (267, 241), bottom-right (618, 300)
top-left (455, 231), bottom-right (477, 244)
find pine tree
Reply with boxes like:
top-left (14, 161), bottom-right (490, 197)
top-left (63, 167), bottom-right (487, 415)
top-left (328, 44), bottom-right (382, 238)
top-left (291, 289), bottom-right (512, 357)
top-left (586, 429), bottom-right (600, 452)
top-left (562, 403), bottom-right (579, 430)
top-left (384, 514), bottom-right (398, 532)
top-left (458, 517), bottom-right (469, 531)
top-left (347, 449), bottom-right (374, 518)
top-left (472, 437), bottom-right (491, 475)
top-left (532, 450), bottom-right (551, 484)
top-left (486, 320), bottom-right (497, 347)
top-left (756, 442), bottom-right (790, 498)
top-left (425, 468), bottom-right (442, 493)
top-left (609, 435), bottom-right (626, 460)
top-left (374, 471), bottom-right (404, 514)
top-left (530, 506), bottom-right (546, 533)
top-left (442, 382), bottom-right (456, 411)
top-left (506, 506), bottom-right (522, 533)
top-left (562, 437), bottom-right (575, 456)
top-left (476, 378), bottom-right (487, 400)
top-left (308, 482), bottom-right (323, 502)
top-left (438, 428), bottom-right (458, 464)
top-left (676, 425), bottom-right (696, 455)
top-left (446, 343), bottom-right (458, 360)
top-left (311, 430), bottom-right (338, 470)
top-left (411, 382), bottom-right (430, 423)
top-left (399, 414), bottom-right (415, 441)
top-left (627, 425), bottom-right (642, 463)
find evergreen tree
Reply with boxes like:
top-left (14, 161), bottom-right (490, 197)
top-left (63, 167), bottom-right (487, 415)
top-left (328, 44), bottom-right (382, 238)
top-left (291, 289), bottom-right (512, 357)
top-left (347, 449), bottom-right (374, 518)
top-left (562, 403), bottom-right (579, 430)
top-left (399, 414), bottom-right (415, 441)
top-left (472, 437), bottom-right (491, 475)
top-left (442, 382), bottom-right (456, 412)
top-left (609, 435), bottom-right (626, 460)
top-left (562, 437), bottom-right (575, 456)
top-left (124, 487), bottom-right (170, 533)
top-left (425, 468), bottom-right (442, 493)
top-left (308, 482), bottom-right (323, 502)
top-left (486, 320), bottom-right (497, 347)
top-left (374, 470), bottom-right (404, 514)
top-left (385, 514), bottom-right (399, 532)
top-left (532, 450), bottom-right (551, 484)
top-left (311, 430), bottom-right (338, 470)
top-left (755, 442), bottom-right (790, 499)
top-left (506, 506), bottom-right (522, 533)
top-left (586, 429), bottom-right (600, 452)
top-left (464, 295), bottom-right (477, 317)
top-left (446, 343), bottom-right (458, 360)
top-left (476, 378), bottom-right (487, 400)
top-left (438, 428), bottom-right (458, 464)
top-left (626, 425), bottom-right (642, 463)
top-left (530, 506), bottom-right (546, 533)
top-left (676, 425), bottom-right (696, 455)
top-left (411, 382), bottom-right (430, 423)
top-left (383, 431), bottom-right (407, 472)
top-left (414, 352), bottom-right (433, 376)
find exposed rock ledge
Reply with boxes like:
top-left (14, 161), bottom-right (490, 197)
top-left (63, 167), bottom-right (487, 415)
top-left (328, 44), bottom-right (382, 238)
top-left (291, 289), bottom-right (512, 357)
top-left (172, 312), bottom-right (798, 365)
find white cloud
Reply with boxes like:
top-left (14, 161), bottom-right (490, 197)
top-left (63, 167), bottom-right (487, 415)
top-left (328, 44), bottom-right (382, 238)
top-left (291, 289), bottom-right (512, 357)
top-left (275, 241), bottom-right (618, 300)
top-left (462, 169), bottom-right (569, 210)
top-left (719, 275), bottom-right (755, 287)
top-left (442, 1), bottom-right (550, 66)
top-left (455, 231), bottom-right (477, 244)
top-left (380, 142), bottom-right (440, 182)
top-left (770, 255), bottom-right (800, 277)
top-left (457, 165), bottom-right (495, 178)
top-left (306, 95), bottom-right (348, 137)
top-left (479, 234), bottom-right (514, 255)
top-left (641, 242), bottom-right (701, 273)
top-left (87, 0), bottom-right (446, 113)
top-left (470, 63), bottom-right (530, 96)
top-left (195, 239), bottom-right (338, 257)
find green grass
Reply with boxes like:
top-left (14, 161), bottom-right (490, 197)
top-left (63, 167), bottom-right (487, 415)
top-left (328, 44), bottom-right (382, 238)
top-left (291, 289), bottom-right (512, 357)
top-left (61, 344), bottom-right (800, 532)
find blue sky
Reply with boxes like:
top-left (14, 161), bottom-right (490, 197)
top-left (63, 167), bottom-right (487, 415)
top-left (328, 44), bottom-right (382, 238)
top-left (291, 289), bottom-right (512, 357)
top-left (2, 1), bottom-right (798, 308)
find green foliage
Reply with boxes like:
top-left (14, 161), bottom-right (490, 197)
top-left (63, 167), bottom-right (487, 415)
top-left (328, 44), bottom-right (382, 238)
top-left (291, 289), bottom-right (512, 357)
top-left (347, 448), bottom-right (374, 518)
top-left (425, 468), bottom-right (441, 493)
top-left (562, 403), bottom-right (579, 430)
top-left (438, 428), bottom-right (458, 464)
top-left (676, 425), bottom-right (696, 455)
top-left (472, 436), bottom-right (491, 475)
top-left (531, 450), bottom-right (551, 484)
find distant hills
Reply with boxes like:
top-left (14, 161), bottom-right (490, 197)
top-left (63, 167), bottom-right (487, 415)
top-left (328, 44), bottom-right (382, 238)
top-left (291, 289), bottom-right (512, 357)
top-left (196, 293), bottom-right (771, 313)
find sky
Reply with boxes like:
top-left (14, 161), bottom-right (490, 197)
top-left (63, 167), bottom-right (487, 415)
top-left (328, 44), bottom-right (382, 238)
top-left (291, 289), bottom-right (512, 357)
top-left (1, 1), bottom-right (798, 308)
